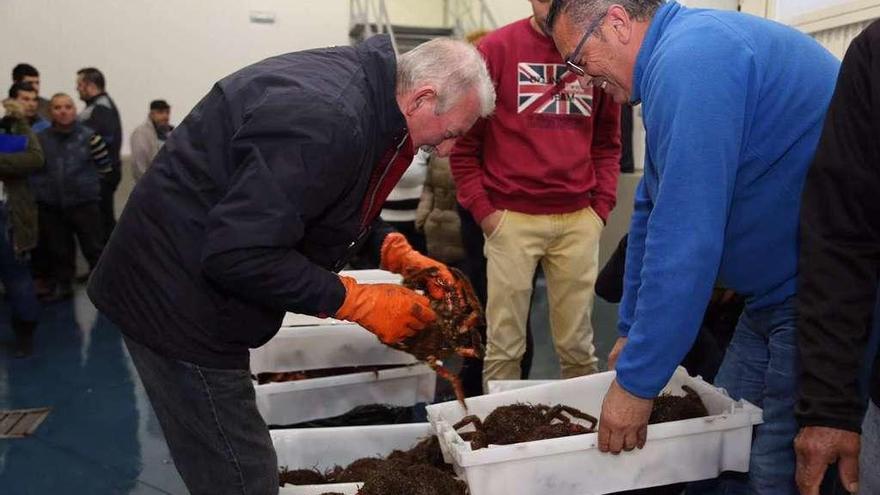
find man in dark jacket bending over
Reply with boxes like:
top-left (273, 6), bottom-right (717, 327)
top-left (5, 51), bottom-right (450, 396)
top-left (86, 35), bottom-right (495, 494)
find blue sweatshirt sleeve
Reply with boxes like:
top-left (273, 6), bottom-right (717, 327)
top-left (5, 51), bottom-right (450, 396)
top-left (615, 33), bottom-right (750, 398)
top-left (618, 178), bottom-right (651, 337)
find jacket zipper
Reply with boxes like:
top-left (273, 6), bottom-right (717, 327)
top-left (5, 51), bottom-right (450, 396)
top-left (360, 132), bottom-right (409, 228)
top-left (332, 132), bottom-right (409, 272)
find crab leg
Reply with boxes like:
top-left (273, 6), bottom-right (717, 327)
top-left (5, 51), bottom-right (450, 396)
top-left (427, 356), bottom-right (468, 410)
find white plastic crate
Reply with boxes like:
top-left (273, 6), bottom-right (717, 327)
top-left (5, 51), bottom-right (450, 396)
top-left (256, 364), bottom-right (436, 425)
top-left (250, 324), bottom-right (416, 375)
top-left (486, 379), bottom-right (556, 395)
top-left (279, 483), bottom-right (360, 495)
top-left (282, 269), bottom-right (401, 327)
top-left (427, 367), bottom-right (763, 495)
top-left (274, 423), bottom-right (434, 495)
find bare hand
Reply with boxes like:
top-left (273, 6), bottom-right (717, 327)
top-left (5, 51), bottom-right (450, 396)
top-left (480, 210), bottom-right (504, 237)
top-left (598, 379), bottom-right (653, 454)
top-left (607, 337), bottom-right (627, 371)
top-left (795, 426), bottom-right (860, 494)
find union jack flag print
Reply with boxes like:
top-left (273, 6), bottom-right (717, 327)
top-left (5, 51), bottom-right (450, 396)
top-left (517, 63), bottom-right (593, 116)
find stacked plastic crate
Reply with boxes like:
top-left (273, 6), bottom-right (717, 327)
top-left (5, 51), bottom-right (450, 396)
top-left (251, 270), bottom-right (437, 494)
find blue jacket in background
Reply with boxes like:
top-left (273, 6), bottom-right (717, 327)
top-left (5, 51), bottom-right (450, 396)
top-left (616, 1), bottom-right (840, 398)
top-left (32, 123), bottom-right (102, 207)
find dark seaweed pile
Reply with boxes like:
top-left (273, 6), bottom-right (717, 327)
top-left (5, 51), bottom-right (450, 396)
top-left (649, 386), bottom-right (709, 424)
top-left (279, 434), bottom-right (451, 486)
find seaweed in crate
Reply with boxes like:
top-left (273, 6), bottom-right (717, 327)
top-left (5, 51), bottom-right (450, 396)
top-left (649, 386), bottom-right (709, 424)
top-left (279, 466), bottom-right (330, 485)
top-left (357, 460), bottom-right (467, 495)
top-left (386, 435), bottom-right (451, 472)
top-left (453, 403), bottom-right (598, 450)
top-left (385, 266), bottom-right (484, 406)
top-left (278, 435), bottom-right (454, 485)
top-left (331, 457), bottom-right (387, 483)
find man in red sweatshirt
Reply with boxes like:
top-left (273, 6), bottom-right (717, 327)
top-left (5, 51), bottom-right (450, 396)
top-left (451, 0), bottom-right (621, 387)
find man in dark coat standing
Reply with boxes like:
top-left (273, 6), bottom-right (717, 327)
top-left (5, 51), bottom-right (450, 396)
top-left (87, 35), bottom-right (495, 494)
top-left (77, 67), bottom-right (122, 240)
top-left (795, 20), bottom-right (880, 495)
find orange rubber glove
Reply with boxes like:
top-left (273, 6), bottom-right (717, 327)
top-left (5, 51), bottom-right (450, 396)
top-left (381, 232), bottom-right (455, 300)
top-left (334, 276), bottom-right (437, 344)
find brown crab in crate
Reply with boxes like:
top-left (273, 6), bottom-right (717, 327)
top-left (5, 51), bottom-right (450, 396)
top-left (388, 266), bottom-right (484, 406)
top-left (453, 403), bottom-right (598, 449)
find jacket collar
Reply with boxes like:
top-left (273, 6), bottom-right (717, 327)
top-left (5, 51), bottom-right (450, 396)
top-left (631, 1), bottom-right (683, 105)
top-left (84, 92), bottom-right (109, 106)
top-left (356, 35), bottom-right (407, 140)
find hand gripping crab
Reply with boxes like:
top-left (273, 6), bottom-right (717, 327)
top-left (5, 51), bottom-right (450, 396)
top-left (390, 266), bottom-right (484, 406)
top-left (453, 403), bottom-right (598, 450)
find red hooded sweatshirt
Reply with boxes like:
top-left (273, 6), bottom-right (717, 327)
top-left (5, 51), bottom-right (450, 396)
top-left (450, 17), bottom-right (622, 224)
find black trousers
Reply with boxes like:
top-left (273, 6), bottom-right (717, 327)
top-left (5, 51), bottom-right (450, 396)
top-left (456, 203), bottom-right (534, 397)
top-left (33, 202), bottom-right (105, 286)
top-left (99, 170), bottom-right (121, 242)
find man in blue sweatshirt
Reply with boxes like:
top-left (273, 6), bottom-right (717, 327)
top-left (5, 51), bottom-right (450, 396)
top-left (548, 1), bottom-right (839, 493)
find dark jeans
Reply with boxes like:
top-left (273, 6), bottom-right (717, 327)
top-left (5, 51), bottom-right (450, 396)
top-left (0, 207), bottom-right (39, 322)
top-left (688, 298), bottom-right (799, 495)
top-left (124, 335), bottom-right (278, 495)
top-left (456, 203), bottom-right (534, 396)
top-left (32, 202), bottom-right (104, 286)
top-left (99, 171), bottom-right (120, 242)
top-left (860, 401), bottom-right (880, 494)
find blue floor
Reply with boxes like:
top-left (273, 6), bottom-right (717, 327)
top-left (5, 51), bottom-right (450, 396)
top-left (0, 279), bottom-right (620, 494)
top-left (0, 286), bottom-right (188, 494)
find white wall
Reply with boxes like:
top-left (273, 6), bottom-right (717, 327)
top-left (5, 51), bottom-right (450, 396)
top-left (385, 0), bottom-right (445, 26)
top-left (0, 0), bottom-right (349, 154)
top-left (483, 0), bottom-right (531, 26)
top-left (681, 0), bottom-right (739, 9)
top-left (384, 0), bottom-right (529, 29)
top-left (775, 0), bottom-right (857, 21)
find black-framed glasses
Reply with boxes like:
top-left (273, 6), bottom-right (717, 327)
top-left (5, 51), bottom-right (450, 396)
top-left (564, 12), bottom-right (608, 77)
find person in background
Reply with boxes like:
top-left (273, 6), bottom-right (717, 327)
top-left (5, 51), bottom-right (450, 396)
top-left (12, 63), bottom-right (50, 121)
top-left (8, 82), bottom-right (49, 133)
top-left (32, 93), bottom-right (110, 302)
top-left (130, 99), bottom-right (173, 182)
top-left (76, 67), bottom-right (121, 240)
top-left (380, 148), bottom-right (428, 253)
top-left (416, 152), bottom-right (466, 267)
top-left (451, 0), bottom-right (622, 392)
top-left (795, 20), bottom-right (880, 495)
top-left (0, 98), bottom-right (42, 357)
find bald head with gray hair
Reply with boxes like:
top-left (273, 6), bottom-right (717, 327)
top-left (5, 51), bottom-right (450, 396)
top-left (396, 38), bottom-right (496, 117)
top-left (547, 0), bottom-right (664, 33)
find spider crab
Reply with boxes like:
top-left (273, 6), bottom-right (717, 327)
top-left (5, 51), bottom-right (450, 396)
top-left (453, 403), bottom-right (598, 449)
top-left (389, 266), bottom-right (484, 407)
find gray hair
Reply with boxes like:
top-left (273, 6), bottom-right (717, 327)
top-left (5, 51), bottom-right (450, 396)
top-left (547, 0), bottom-right (664, 33)
top-left (396, 38), bottom-right (495, 117)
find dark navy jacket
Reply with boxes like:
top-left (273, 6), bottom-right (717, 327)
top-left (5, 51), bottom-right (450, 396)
top-left (87, 36), bottom-right (408, 369)
top-left (80, 92), bottom-right (122, 176)
top-left (33, 123), bottom-right (102, 207)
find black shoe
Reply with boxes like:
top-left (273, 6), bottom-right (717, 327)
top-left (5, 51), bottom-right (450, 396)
top-left (13, 319), bottom-right (36, 358)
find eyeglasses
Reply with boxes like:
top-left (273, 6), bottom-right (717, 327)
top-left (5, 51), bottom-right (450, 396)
top-left (564, 12), bottom-right (608, 77)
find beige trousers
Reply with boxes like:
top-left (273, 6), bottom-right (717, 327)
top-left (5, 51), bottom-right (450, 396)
top-left (482, 207), bottom-right (603, 389)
